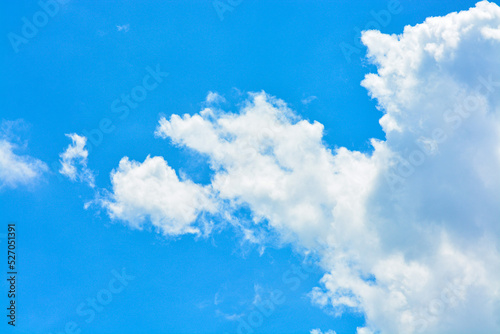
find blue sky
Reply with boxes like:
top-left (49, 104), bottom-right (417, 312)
top-left (2, 1), bottom-right (500, 334)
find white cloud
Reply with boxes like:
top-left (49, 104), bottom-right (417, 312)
top-left (205, 91), bottom-right (226, 105)
top-left (59, 134), bottom-right (95, 187)
top-left (252, 284), bottom-right (263, 306)
top-left (310, 329), bottom-right (336, 334)
top-left (215, 309), bottom-right (243, 321)
top-left (0, 140), bottom-right (47, 189)
top-left (155, 92), bottom-right (379, 249)
top-left (100, 155), bottom-right (216, 236)
top-left (99, 2), bottom-right (500, 333)
top-left (355, 328), bottom-right (373, 334)
top-left (301, 95), bottom-right (317, 105)
top-left (214, 290), bottom-right (223, 305)
top-left (116, 24), bottom-right (130, 32)
top-left (0, 121), bottom-right (47, 189)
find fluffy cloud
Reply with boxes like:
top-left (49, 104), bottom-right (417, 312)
top-left (205, 91), bottom-right (226, 105)
top-left (99, 1), bottom-right (500, 333)
top-left (100, 155), bottom-right (216, 236)
top-left (59, 134), bottom-right (95, 187)
top-left (0, 121), bottom-right (47, 189)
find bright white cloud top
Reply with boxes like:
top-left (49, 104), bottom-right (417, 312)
top-left (101, 155), bottom-right (216, 236)
top-left (59, 133), bottom-right (95, 187)
top-left (99, 2), bottom-right (500, 333)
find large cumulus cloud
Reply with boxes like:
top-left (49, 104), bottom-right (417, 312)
top-left (99, 1), bottom-right (500, 333)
